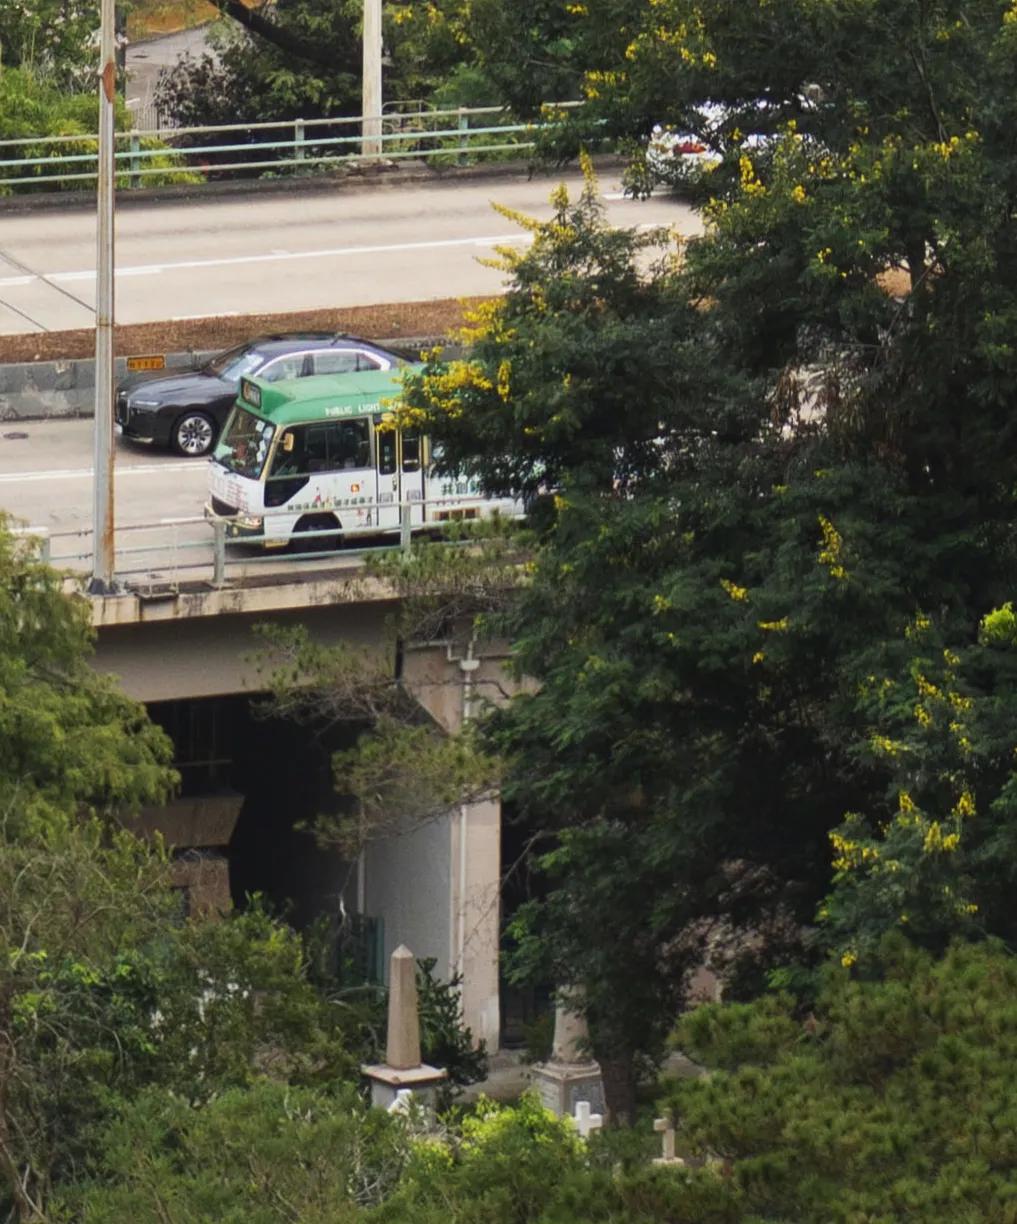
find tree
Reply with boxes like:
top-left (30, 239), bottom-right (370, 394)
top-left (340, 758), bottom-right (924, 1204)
top-left (155, 0), bottom-right (476, 131)
top-left (395, 0), bottom-right (1017, 1102)
top-left (659, 937), bottom-right (1017, 1222)
top-left (0, 0), bottom-right (96, 88)
top-left (0, 519), bottom-right (174, 835)
top-left (0, 520), bottom-right (385, 1219)
top-left (60, 1080), bottom-right (410, 1223)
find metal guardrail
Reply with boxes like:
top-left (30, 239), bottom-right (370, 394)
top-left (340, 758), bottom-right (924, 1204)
top-left (12, 495), bottom-right (518, 593)
top-left (0, 102), bottom-right (584, 192)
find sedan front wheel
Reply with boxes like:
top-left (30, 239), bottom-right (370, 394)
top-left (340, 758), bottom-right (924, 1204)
top-left (172, 410), bottom-right (216, 457)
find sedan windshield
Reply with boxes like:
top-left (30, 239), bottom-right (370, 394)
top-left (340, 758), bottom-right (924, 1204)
top-left (213, 407), bottom-right (275, 479)
top-left (204, 344), bottom-right (266, 383)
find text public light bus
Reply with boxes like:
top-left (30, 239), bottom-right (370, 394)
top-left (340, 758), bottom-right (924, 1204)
top-left (205, 366), bottom-right (520, 547)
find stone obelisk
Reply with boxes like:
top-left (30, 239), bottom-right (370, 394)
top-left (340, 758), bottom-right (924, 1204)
top-left (362, 945), bottom-right (447, 1109)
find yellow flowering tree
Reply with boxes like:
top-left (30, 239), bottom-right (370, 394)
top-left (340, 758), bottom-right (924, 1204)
top-left (824, 606), bottom-right (1017, 960)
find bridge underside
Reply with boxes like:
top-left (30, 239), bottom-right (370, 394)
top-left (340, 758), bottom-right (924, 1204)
top-left (91, 582), bottom-right (503, 1048)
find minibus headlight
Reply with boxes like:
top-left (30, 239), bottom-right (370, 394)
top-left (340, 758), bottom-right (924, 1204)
top-left (234, 514), bottom-right (264, 531)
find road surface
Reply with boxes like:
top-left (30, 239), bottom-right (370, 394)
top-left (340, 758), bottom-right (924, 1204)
top-left (1, 418), bottom-right (233, 582)
top-left (0, 171), bottom-right (699, 335)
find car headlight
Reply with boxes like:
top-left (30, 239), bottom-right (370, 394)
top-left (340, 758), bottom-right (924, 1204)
top-left (128, 397), bottom-right (161, 409)
top-left (235, 514), bottom-right (264, 531)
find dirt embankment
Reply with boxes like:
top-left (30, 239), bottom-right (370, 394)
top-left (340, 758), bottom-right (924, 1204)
top-left (0, 298), bottom-right (480, 366)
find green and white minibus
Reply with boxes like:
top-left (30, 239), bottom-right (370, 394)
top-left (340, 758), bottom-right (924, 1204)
top-left (205, 366), bottom-right (519, 547)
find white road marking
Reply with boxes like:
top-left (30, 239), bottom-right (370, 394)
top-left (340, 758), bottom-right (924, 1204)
top-left (0, 233), bottom-right (529, 289)
top-left (0, 461), bottom-right (202, 483)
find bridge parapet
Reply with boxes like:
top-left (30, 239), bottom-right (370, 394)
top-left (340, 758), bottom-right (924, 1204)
top-left (88, 567), bottom-right (397, 628)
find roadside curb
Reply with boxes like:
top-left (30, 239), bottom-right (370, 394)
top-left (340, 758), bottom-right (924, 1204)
top-left (0, 153), bottom-right (627, 216)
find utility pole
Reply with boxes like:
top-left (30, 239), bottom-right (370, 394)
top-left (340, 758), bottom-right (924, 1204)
top-left (361, 0), bottom-right (383, 158)
top-left (90, 0), bottom-right (117, 593)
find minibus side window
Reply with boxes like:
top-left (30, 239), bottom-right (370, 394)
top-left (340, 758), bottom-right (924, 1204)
top-left (329, 420), bottom-right (370, 470)
top-left (376, 419), bottom-right (397, 476)
top-left (402, 431), bottom-right (421, 473)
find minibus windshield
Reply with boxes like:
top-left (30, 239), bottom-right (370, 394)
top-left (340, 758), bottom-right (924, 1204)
top-left (213, 407), bottom-right (275, 479)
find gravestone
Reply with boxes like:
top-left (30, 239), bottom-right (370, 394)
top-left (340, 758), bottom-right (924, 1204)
top-left (362, 944), bottom-right (447, 1109)
top-left (532, 990), bottom-right (605, 1118)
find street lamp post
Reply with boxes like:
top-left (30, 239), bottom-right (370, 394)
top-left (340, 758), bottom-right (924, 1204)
top-left (90, 0), bottom-right (117, 593)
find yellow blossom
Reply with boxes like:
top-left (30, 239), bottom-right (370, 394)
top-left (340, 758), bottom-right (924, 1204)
top-left (871, 734), bottom-right (904, 757)
top-left (953, 791), bottom-right (976, 818)
top-left (841, 951), bottom-right (857, 968)
top-left (923, 821), bottom-right (960, 853)
top-left (720, 578), bottom-right (749, 602)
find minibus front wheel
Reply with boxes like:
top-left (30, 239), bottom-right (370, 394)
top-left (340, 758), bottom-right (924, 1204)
top-left (291, 513), bottom-right (341, 553)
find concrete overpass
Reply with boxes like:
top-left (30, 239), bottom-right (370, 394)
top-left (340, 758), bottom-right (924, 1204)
top-left (90, 564), bottom-right (508, 1049)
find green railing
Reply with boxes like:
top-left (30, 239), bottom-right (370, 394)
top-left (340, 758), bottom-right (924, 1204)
top-left (0, 102), bottom-right (583, 193)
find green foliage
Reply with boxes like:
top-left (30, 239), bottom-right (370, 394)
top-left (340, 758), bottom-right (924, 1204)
top-left (0, 0), bottom-right (97, 87)
top-left (154, 0), bottom-right (478, 132)
top-left (398, 0), bottom-right (1017, 1097)
top-left (0, 817), bottom-right (178, 1220)
top-left (0, 519), bottom-right (175, 833)
top-left (0, 827), bottom-right (373, 1220)
top-left (820, 603), bottom-right (1017, 963)
top-left (416, 957), bottom-right (488, 1092)
top-left (0, 68), bottom-right (197, 201)
top-left (326, 718), bottom-right (501, 855)
top-left (62, 1081), bottom-right (410, 1223)
top-left (376, 1093), bottom-right (583, 1224)
top-left (663, 938), bottom-right (1017, 1222)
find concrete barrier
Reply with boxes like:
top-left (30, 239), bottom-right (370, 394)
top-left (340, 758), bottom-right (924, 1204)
top-left (0, 350), bottom-right (213, 422)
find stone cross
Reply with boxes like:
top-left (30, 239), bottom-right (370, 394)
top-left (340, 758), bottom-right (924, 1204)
top-left (387, 1088), bottom-right (415, 1115)
top-left (386, 944), bottom-right (421, 1069)
top-left (653, 1115), bottom-right (684, 1166)
top-left (572, 1099), bottom-right (603, 1140)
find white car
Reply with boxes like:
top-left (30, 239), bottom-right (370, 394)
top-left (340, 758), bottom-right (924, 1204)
top-left (647, 94), bottom-right (820, 174)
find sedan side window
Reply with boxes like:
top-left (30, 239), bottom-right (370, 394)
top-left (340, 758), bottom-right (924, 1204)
top-left (312, 350), bottom-right (362, 376)
top-left (260, 354), bottom-right (309, 383)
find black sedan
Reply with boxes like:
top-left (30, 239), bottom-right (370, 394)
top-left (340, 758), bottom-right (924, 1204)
top-left (115, 332), bottom-right (407, 457)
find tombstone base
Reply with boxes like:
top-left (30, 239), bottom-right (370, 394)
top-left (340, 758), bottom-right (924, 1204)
top-left (532, 1060), bottom-right (605, 1118)
top-left (362, 1062), bottom-right (447, 1111)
